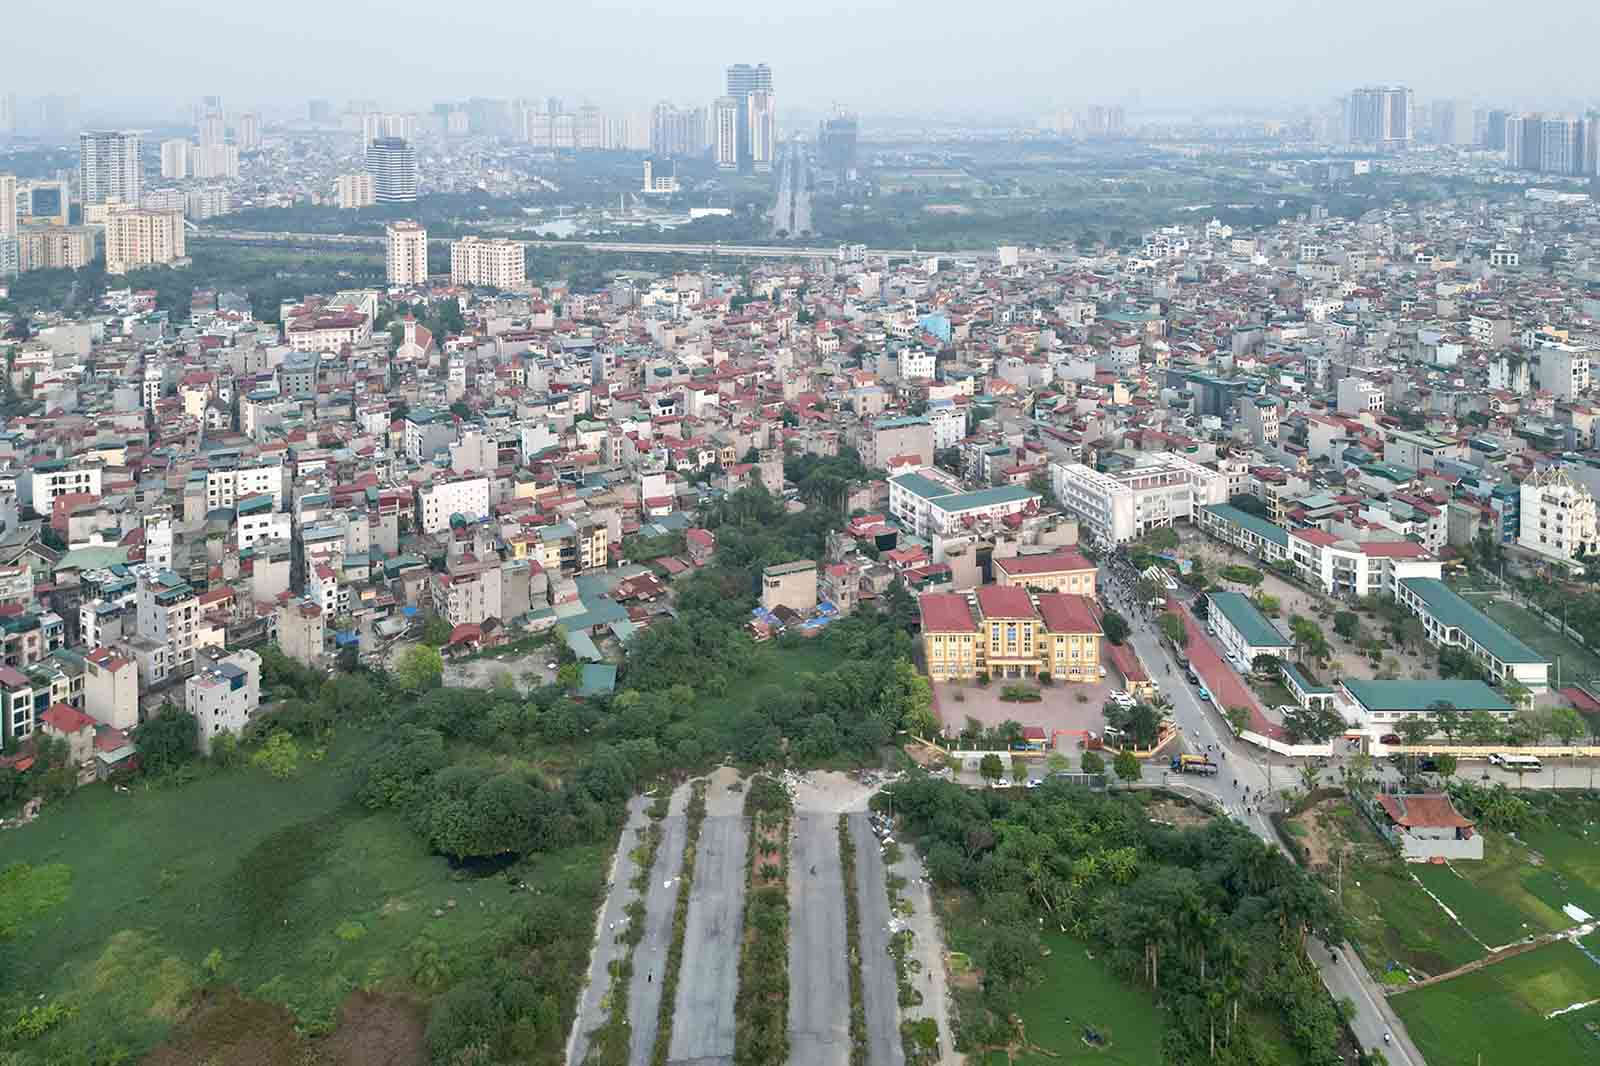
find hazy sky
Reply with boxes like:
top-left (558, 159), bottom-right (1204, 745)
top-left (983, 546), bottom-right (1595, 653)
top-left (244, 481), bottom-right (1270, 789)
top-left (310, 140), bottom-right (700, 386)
top-left (9, 0), bottom-right (1598, 118)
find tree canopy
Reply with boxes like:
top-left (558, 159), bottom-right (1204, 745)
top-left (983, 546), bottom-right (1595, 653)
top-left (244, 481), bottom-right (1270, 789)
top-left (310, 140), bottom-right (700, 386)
top-left (880, 775), bottom-right (1347, 1064)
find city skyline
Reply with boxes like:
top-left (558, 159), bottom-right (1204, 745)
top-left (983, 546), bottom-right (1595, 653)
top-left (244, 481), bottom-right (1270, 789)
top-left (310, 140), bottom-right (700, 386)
top-left (6, 0), bottom-right (1600, 120)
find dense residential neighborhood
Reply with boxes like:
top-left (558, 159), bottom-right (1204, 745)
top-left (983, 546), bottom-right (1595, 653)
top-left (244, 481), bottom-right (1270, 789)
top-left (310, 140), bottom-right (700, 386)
top-left (8, 78), bottom-right (1600, 1066)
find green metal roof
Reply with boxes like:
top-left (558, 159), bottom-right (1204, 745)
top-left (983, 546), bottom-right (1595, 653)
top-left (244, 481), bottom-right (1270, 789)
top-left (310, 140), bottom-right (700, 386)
top-left (1399, 578), bottom-right (1547, 666)
top-left (1201, 503), bottom-right (1288, 548)
top-left (1342, 679), bottom-right (1513, 713)
top-left (1206, 591), bottom-right (1292, 650)
top-left (1280, 662), bottom-right (1333, 695)
top-left (579, 663), bottom-right (617, 697)
top-left (54, 546), bottom-right (130, 572)
top-left (890, 472), bottom-right (956, 501)
top-left (938, 485), bottom-right (1039, 511)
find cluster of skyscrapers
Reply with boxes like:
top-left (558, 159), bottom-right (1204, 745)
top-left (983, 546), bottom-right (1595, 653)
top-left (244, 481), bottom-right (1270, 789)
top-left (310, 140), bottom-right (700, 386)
top-left (1500, 113), bottom-right (1600, 177)
top-left (1341, 87), bottom-right (1600, 176)
top-left (1345, 86), bottom-right (1416, 152)
top-left (714, 63), bottom-right (776, 172)
top-left (1040, 104), bottom-right (1128, 137)
top-left (156, 98), bottom-right (255, 183)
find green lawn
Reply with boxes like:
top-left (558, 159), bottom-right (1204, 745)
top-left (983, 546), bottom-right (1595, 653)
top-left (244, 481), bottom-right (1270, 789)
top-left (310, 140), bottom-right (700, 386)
top-left (1414, 825), bottom-right (1587, 941)
top-left (1411, 832), bottom-right (1580, 948)
top-left (1393, 942), bottom-right (1600, 1066)
top-left (0, 730), bottom-right (605, 1059)
top-left (1010, 934), bottom-right (1165, 1064)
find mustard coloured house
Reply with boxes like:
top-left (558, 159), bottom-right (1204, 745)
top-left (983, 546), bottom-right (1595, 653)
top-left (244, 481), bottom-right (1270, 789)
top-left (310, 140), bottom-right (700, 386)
top-left (993, 549), bottom-right (1098, 595)
top-left (919, 586), bottom-right (1102, 683)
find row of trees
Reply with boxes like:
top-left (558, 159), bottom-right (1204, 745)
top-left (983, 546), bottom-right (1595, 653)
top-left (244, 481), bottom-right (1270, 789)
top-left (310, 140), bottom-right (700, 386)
top-left (883, 776), bottom-right (1349, 1065)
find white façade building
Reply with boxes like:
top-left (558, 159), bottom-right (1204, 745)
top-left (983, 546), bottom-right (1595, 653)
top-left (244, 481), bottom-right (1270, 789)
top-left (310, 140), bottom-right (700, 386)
top-left (1050, 452), bottom-right (1228, 545)
top-left (888, 469), bottom-right (1040, 540)
top-left (1518, 466), bottom-right (1599, 566)
top-left (415, 476), bottom-right (491, 535)
top-left (1395, 577), bottom-right (1550, 692)
top-left (1206, 590), bottom-right (1293, 668)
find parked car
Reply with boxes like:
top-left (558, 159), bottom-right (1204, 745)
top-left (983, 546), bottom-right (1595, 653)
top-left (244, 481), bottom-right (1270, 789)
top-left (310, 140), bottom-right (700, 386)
top-left (1380, 733), bottom-right (1401, 745)
top-left (1196, 684), bottom-right (1212, 703)
top-left (1419, 758), bottom-right (1439, 772)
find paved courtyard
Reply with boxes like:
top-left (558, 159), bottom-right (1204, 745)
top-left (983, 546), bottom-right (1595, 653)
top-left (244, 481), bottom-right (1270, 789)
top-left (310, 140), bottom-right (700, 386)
top-left (930, 675), bottom-right (1121, 743)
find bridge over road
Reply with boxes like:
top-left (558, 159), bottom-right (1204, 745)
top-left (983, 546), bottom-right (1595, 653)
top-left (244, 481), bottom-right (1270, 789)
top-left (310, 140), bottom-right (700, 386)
top-left (193, 227), bottom-right (1028, 262)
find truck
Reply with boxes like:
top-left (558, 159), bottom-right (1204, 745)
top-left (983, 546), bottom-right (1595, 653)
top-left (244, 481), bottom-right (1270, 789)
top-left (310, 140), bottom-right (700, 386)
top-left (1170, 753), bottom-right (1219, 776)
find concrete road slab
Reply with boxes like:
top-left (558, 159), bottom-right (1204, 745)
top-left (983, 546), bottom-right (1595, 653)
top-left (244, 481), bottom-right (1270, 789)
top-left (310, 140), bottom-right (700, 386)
top-left (667, 810), bottom-right (747, 1065)
top-left (626, 782), bottom-right (693, 1066)
top-left (567, 795), bottom-right (650, 1066)
top-left (850, 813), bottom-right (906, 1066)
top-left (788, 811), bottom-right (850, 1066)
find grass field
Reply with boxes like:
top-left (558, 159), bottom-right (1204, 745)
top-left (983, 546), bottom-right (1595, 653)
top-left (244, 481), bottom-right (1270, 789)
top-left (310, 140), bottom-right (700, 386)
top-left (1519, 820), bottom-right (1600, 919)
top-left (0, 730), bottom-right (605, 1060)
top-left (686, 642), bottom-right (838, 744)
top-left (1478, 597), bottom-right (1600, 685)
top-left (1411, 833), bottom-right (1572, 948)
top-left (1393, 941), bottom-right (1600, 1065)
top-left (1008, 934), bottom-right (1165, 1064)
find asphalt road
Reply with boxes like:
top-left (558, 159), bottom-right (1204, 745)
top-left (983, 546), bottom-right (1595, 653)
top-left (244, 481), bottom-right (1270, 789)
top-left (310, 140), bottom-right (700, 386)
top-left (788, 812), bottom-right (851, 1066)
top-left (667, 812), bottom-right (748, 1066)
top-left (626, 786), bottom-right (692, 1066)
top-left (566, 796), bottom-right (650, 1066)
top-left (850, 813), bottom-right (907, 1066)
top-left (1105, 578), bottom-right (1422, 1065)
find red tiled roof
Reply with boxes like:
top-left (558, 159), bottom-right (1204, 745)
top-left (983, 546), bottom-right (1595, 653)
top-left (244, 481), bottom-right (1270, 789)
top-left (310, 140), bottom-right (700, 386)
top-left (1035, 593), bottom-right (1102, 634)
top-left (1562, 687), bottom-right (1600, 713)
top-left (1376, 793), bottom-right (1474, 830)
top-left (994, 550), bottom-right (1096, 577)
top-left (40, 702), bottom-right (96, 734)
top-left (975, 585), bottom-right (1036, 620)
top-left (919, 593), bottom-right (976, 633)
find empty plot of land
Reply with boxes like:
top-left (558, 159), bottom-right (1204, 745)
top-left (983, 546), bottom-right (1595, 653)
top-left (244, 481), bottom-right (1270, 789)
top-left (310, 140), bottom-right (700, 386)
top-left (668, 770), bottom-right (748, 1066)
top-left (626, 783), bottom-right (692, 1066)
top-left (788, 812), bottom-right (851, 1066)
top-left (851, 813), bottom-right (907, 1066)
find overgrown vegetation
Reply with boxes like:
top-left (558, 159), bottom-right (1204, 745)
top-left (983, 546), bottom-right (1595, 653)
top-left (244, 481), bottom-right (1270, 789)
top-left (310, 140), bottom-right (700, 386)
top-left (837, 815), bottom-right (869, 1066)
top-left (882, 775), bottom-right (1350, 1065)
top-left (733, 776), bottom-right (792, 1066)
